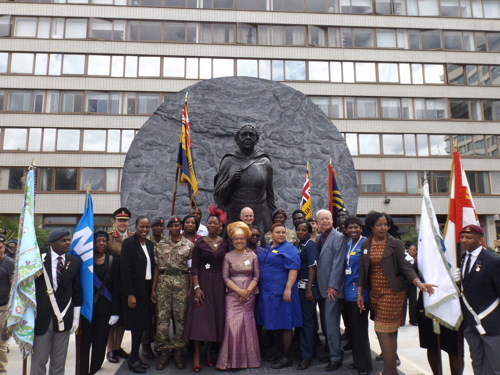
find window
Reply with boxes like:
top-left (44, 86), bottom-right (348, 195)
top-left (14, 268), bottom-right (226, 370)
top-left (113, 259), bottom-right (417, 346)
top-left (378, 63), bottom-right (399, 82)
top-left (80, 168), bottom-right (105, 191)
top-left (57, 129), bottom-right (80, 151)
top-left (356, 98), bottom-right (377, 117)
top-left (285, 61), bottom-right (305, 80)
top-left (383, 134), bottom-right (404, 154)
top-left (359, 134), bottom-right (380, 154)
top-left (88, 55), bottom-right (111, 75)
top-left (381, 98), bottom-right (401, 118)
top-left (466, 171), bottom-right (490, 194)
top-left (424, 64), bottom-right (444, 84)
top-left (355, 62), bottom-right (376, 82)
top-left (308, 61), bottom-right (329, 81)
top-left (0, 16), bottom-right (10, 37)
top-left (385, 171), bottom-right (407, 192)
top-left (11, 53), bottom-right (34, 74)
top-left (309, 26), bottom-right (327, 46)
top-left (429, 135), bottom-right (450, 155)
top-left (421, 30), bottom-right (441, 49)
top-left (65, 19), bottom-right (87, 38)
top-left (431, 172), bottom-right (449, 193)
top-left (360, 171), bottom-right (382, 192)
top-left (83, 130), bottom-right (106, 151)
top-left (0, 168), bottom-right (24, 190)
top-left (237, 60), bottom-right (258, 77)
top-left (15, 18), bottom-right (37, 37)
top-left (376, 29), bottom-right (396, 48)
top-left (450, 99), bottom-right (469, 119)
top-left (62, 54), bottom-right (85, 75)
top-left (238, 24), bottom-right (257, 45)
top-left (426, 99), bottom-right (447, 119)
top-left (7, 91), bottom-right (30, 111)
top-left (54, 168), bottom-right (77, 190)
top-left (353, 29), bottom-right (373, 47)
top-left (3, 128), bottom-right (27, 150)
top-left (444, 31), bottom-right (463, 50)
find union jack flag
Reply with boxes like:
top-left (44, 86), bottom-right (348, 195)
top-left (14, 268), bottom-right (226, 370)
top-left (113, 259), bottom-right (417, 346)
top-left (300, 162), bottom-right (312, 219)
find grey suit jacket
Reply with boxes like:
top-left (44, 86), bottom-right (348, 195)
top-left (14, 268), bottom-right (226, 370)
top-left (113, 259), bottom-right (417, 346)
top-left (316, 228), bottom-right (347, 299)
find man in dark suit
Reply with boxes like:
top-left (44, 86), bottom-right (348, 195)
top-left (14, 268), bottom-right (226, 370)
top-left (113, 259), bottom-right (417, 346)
top-left (31, 228), bottom-right (82, 375)
top-left (315, 209), bottom-right (347, 371)
top-left (460, 224), bottom-right (500, 375)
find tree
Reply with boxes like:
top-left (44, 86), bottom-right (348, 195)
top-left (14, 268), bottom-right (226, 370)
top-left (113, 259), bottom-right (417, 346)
top-left (0, 215), bottom-right (51, 251)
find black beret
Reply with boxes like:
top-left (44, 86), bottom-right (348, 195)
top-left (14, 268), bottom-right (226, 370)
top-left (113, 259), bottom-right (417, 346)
top-left (167, 216), bottom-right (182, 227)
top-left (272, 209), bottom-right (287, 220)
top-left (152, 217), bottom-right (165, 227)
top-left (48, 228), bottom-right (71, 243)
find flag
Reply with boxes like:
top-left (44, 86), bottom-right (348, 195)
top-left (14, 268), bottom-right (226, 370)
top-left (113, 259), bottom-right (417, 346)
top-left (328, 160), bottom-right (345, 218)
top-left (69, 191), bottom-right (94, 322)
top-left (418, 181), bottom-right (462, 331)
top-left (176, 94), bottom-right (198, 207)
top-left (443, 148), bottom-right (479, 270)
top-left (6, 167), bottom-right (43, 358)
top-left (300, 162), bottom-right (312, 219)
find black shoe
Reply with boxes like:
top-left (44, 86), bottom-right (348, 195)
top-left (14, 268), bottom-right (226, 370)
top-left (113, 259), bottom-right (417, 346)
top-left (343, 344), bottom-right (352, 351)
top-left (265, 350), bottom-right (281, 362)
top-left (270, 356), bottom-right (292, 369)
top-left (297, 359), bottom-right (311, 370)
top-left (107, 351), bottom-right (119, 363)
top-left (139, 359), bottom-right (150, 369)
top-left (128, 359), bottom-right (146, 373)
top-left (117, 348), bottom-right (129, 359)
top-left (319, 355), bottom-right (330, 363)
top-left (325, 361), bottom-right (342, 371)
top-left (142, 344), bottom-right (155, 359)
top-left (348, 363), bottom-right (358, 369)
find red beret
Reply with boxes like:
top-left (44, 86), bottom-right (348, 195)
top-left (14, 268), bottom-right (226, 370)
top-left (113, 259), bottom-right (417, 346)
top-left (460, 224), bottom-right (484, 236)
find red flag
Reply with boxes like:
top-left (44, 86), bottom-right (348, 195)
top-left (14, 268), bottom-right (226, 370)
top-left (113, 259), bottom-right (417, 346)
top-left (443, 148), bottom-right (479, 269)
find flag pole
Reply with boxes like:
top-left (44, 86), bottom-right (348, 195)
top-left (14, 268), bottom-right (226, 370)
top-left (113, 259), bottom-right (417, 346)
top-left (171, 93), bottom-right (188, 215)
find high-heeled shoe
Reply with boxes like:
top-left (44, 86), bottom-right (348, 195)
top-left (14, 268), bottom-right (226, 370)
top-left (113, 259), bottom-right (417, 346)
top-left (128, 358), bottom-right (146, 374)
top-left (192, 364), bottom-right (202, 372)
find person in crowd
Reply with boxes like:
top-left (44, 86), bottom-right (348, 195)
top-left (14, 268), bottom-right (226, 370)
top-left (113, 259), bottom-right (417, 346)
top-left (151, 216), bottom-right (193, 370)
top-left (334, 208), bottom-right (349, 230)
top-left (307, 217), bottom-right (319, 242)
top-left (342, 216), bottom-right (371, 375)
top-left (256, 223), bottom-right (301, 369)
top-left (403, 244), bottom-right (418, 326)
top-left (184, 205), bottom-right (228, 373)
top-left (292, 210), bottom-right (306, 229)
top-left (182, 215), bottom-right (202, 244)
top-left (216, 221), bottom-right (261, 370)
top-left (315, 209), bottom-right (346, 371)
top-left (5, 239), bottom-right (17, 259)
top-left (248, 226), bottom-right (264, 256)
top-left (240, 207), bottom-right (255, 226)
top-left (459, 224), bottom-right (500, 375)
top-left (142, 217), bottom-right (165, 359)
top-left (107, 207), bottom-right (134, 363)
top-left (31, 228), bottom-right (82, 375)
top-left (120, 216), bottom-right (155, 374)
top-left (264, 209), bottom-right (299, 246)
top-left (0, 237), bottom-right (14, 373)
top-left (190, 207), bottom-right (208, 236)
top-left (357, 211), bottom-right (435, 375)
top-left (295, 221), bottom-right (320, 371)
top-left (79, 231), bottom-right (121, 375)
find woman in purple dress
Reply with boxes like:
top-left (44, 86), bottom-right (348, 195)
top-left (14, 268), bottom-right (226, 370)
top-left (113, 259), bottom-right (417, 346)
top-left (184, 205), bottom-right (228, 372)
top-left (216, 221), bottom-right (261, 370)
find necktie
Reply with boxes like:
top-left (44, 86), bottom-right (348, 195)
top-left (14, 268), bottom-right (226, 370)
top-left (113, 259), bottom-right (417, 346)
top-left (57, 256), bottom-right (64, 283)
top-left (463, 253), bottom-right (472, 285)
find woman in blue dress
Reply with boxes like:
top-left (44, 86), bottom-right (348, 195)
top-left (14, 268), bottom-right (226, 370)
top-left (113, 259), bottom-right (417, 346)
top-left (256, 223), bottom-right (302, 369)
top-left (343, 216), bottom-right (371, 375)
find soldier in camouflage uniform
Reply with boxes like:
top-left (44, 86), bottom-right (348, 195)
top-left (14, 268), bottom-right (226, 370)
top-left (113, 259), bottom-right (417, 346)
top-left (151, 216), bottom-right (193, 370)
top-left (142, 217), bottom-right (166, 359)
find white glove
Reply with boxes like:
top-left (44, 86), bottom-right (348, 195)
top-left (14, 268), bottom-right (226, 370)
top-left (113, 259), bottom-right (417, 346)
top-left (452, 267), bottom-right (461, 283)
top-left (108, 315), bottom-right (119, 326)
top-left (70, 307), bottom-right (81, 334)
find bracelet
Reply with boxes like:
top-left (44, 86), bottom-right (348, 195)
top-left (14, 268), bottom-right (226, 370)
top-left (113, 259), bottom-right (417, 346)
top-left (194, 285), bottom-right (200, 290)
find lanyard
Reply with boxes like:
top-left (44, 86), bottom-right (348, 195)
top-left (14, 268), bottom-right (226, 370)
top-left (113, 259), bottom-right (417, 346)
top-left (347, 237), bottom-right (363, 268)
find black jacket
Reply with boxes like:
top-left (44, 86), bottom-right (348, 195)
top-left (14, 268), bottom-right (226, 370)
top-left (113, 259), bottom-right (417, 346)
top-left (120, 235), bottom-right (155, 297)
top-left (35, 251), bottom-right (82, 335)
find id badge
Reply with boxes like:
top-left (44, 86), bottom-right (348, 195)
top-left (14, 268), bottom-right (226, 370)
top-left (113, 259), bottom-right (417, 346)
top-left (345, 268), bottom-right (352, 275)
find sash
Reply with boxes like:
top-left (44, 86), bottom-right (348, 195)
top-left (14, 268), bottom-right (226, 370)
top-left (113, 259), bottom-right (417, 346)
top-left (42, 263), bottom-right (72, 331)
top-left (93, 273), bottom-right (112, 303)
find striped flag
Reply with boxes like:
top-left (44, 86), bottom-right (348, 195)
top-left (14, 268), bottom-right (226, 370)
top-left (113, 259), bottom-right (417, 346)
top-left (176, 93), bottom-right (198, 208)
top-left (69, 191), bottom-right (94, 322)
top-left (418, 181), bottom-right (462, 331)
top-left (443, 148), bottom-right (479, 270)
top-left (328, 160), bottom-right (346, 218)
top-left (6, 167), bottom-right (43, 358)
top-left (300, 162), bottom-right (312, 219)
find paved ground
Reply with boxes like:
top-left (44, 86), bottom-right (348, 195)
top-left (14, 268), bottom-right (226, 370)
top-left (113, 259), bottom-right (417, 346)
top-left (6, 320), bottom-right (472, 374)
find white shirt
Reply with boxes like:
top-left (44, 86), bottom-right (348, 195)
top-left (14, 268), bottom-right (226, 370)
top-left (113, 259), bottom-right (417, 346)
top-left (141, 243), bottom-right (152, 280)
top-left (51, 248), bottom-right (65, 291)
top-left (462, 246), bottom-right (482, 278)
top-left (197, 223), bottom-right (208, 237)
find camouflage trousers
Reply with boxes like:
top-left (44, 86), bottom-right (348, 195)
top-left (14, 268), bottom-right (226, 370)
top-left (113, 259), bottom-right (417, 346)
top-left (155, 273), bottom-right (189, 351)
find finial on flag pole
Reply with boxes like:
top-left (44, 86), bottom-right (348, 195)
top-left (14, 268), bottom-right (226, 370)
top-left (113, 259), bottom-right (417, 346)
top-left (184, 92), bottom-right (189, 103)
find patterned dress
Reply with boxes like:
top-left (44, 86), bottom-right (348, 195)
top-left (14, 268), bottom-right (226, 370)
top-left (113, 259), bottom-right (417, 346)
top-left (369, 242), bottom-right (405, 333)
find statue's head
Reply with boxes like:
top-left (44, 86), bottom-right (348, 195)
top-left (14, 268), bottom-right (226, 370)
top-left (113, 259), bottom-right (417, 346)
top-left (234, 124), bottom-right (260, 152)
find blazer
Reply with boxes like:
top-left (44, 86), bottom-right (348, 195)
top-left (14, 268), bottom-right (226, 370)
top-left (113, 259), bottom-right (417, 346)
top-left (34, 250), bottom-right (82, 335)
top-left (316, 228), bottom-right (347, 299)
top-left (460, 248), bottom-right (500, 336)
top-left (120, 234), bottom-right (155, 297)
top-left (358, 234), bottom-right (418, 293)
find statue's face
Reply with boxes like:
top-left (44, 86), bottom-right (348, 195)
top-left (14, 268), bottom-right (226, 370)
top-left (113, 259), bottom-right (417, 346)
top-left (237, 128), bottom-right (257, 151)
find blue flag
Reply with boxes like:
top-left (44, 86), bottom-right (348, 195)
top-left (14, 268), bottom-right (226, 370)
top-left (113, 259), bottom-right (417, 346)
top-left (69, 192), bottom-right (94, 322)
top-left (6, 168), bottom-right (43, 358)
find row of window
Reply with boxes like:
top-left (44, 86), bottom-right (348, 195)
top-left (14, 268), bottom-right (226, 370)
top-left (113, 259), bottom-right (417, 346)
top-left (0, 90), bottom-right (172, 114)
top-left (310, 97), bottom-right (500, 121)
top-left (345, 133), bottom-right (498, 157)
top-left (1, 167), bottom-right (121, 192)
top-left (1, 53), bottom-right (499, 86)
top-left (358, 170), bottom-right (498, 195)
top-left (3, 16), bottom-right (500, 53)
top-left (2, 89), bottom-right (499, 121)
top-left (0, 128), bottom-right (137, 153)
top-left (3, 0), bottom-right (499, 19)
top-left (2, 166), bottom-right (499, 196)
